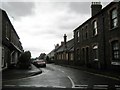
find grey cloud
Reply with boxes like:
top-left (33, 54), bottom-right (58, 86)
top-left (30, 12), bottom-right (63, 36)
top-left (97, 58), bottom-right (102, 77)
top-left (24, 47), bottom-right (48, 56)
top-left (58, 20), bottom-right (79, 31)
top-left (68, 2), bottom-right (91, 15)
top-left (2, 2), bottom-right (35, 19)
top-left (30, 29), bottom-right (58, 37)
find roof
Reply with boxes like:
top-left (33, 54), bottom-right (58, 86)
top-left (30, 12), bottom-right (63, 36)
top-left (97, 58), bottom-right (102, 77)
top-left (47, 45), bottom-right (62, 56)
top-left (56, 39), bottom-right (74, 53)
top-left (1, 8), bottom-right (20, 39)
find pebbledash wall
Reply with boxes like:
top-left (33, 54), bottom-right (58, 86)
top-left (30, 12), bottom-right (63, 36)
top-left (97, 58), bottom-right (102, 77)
top-left (74, 2), bottom-right (120, 70)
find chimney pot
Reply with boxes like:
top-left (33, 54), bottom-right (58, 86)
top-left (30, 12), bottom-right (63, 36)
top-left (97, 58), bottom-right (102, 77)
top-left (91, 2), bottom-right (102, 16)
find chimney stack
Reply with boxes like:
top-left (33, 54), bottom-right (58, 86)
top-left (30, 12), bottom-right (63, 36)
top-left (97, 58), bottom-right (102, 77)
top-left (61, 41), bottom-right (64, 46)
top-left (64, 34), bottom-right (67, 46)
top-left (55, 44), bottom-right (59, 49)
top-left (91, 2), bottom-right (102, 16)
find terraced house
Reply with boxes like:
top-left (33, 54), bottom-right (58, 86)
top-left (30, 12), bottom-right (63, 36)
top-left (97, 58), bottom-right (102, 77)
top-left (55, 34), bottom-right (74, 65)
top-left (74, 2), bottom-right (120, 70)
top-left (1, 9), bottom-right (23, 70)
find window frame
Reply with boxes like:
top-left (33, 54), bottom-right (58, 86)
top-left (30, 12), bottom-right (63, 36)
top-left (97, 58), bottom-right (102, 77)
top-left (85, 26), bottom-right (88, 40)
top-left (92, 20), bottom-right (98, 36)
top-left (76, 48), bottom-right (80, 60)
top-left (110, 8), bottom-right (118, 29)
top-left (76, 31), bottom-right (80, 43)
top-left (2, 47), bottom-right (5, 67)
top-left (111, 41), bottom-right (119, 61)
top-left (70, 53), bottom-right (74, 61)
top-left (5, 22), bottom-right (9, 40)
top-left (93, 45), bottom-right (98, 61)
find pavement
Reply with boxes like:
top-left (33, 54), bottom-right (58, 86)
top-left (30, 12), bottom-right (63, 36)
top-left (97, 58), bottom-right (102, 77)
top-left (59, 64), bottom-right (120, 81)
top-left (2, 64), bottom-right (42, 82)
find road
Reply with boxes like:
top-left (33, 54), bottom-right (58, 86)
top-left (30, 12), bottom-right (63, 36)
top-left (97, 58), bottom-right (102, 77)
top-left (3, 64), bottom-right (120, 89)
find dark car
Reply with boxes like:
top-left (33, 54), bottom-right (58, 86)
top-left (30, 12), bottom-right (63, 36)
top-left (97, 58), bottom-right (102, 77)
top-left (32, 59), bottom-right (46, 67)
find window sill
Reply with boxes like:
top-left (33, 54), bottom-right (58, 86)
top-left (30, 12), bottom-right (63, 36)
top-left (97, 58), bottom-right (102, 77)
top-left (111, 62), bottom-right (120, 65)
top-left (6, 37), bottom-right (9, 41)
top-left (109, 26), bottom-right (118, 31)
top-left (92, 34), bottom-right (98, 38)
top-left (94, 59), bottom-right (99, 61)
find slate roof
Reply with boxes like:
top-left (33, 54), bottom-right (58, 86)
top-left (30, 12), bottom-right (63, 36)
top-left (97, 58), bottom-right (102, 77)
top-left (56, 39), bottom-right (74, 53)
top-left (47, 45), bottom-right (61, 57)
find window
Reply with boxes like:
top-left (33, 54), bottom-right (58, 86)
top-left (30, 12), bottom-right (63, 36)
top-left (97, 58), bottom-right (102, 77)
top-left (93, 20), bottom-right (98, 36)
top-left (59, 54), bottom-right (61, 60)
top-left (5, 22), bottom-right (9, 40)
top-left (111, 9), bottom-right (118, 28)
top-left (76, 31), bottom-right (79, 42)
top-left (2, 47), bottom-right (4, 67)
top-left (70, 53), bottom-right (74, 61)
top-left (62, 53), bottom-right (64, 60)
top-left (93, 45), bottom-right (98, 61)
top-left (82, 28), bottom-right (84, 40)
top-left (77, 49), bottom-right (80, 60)
top-left (85, 26), bottom-right (88, 40)
top-left (111, 41), bottom-right (119, 60)
top-left (66, 53), bottom-right (68, 60)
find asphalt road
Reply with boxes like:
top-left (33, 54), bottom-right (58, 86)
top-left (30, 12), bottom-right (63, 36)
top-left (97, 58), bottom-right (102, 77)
top-left (2, 64), bottom-right (120, 90)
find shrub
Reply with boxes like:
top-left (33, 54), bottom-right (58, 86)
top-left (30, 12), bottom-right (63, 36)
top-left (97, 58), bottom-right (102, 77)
top-left (17, 51), bottom-right (31, 69)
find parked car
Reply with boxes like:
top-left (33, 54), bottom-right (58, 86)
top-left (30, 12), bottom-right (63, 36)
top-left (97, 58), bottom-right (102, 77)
top-left (32, 59), bottom-right (46, 67)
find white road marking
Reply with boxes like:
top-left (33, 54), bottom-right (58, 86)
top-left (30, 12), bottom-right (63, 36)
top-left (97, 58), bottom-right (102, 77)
top-left (75, 85), bottom-right (88, 87)
top-left (115, 85), bottom-right (120, 90)
top-left (93, 85), bottom-right (108, 89)
top-left (74, 85), bottom-right (88, 89)
top-left (61, 70), bottom-right (65, 73)
top-left (94, 85), bottom-right (108, 86)
top-left (3, 85), bottom-right (66, 88)
top-left (3, 85), bottom-right (16, 87)
top-left (52, 86), bottom-right (66, 88)
top-left (67, 76), bottom-right (75, 88)
top-left (115, 85), bottom-right (120, 88)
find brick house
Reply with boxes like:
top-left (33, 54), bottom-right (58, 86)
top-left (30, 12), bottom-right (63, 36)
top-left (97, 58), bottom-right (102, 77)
top-left (74, 2), bottom-right (120, 70)
top-left (1, 9), bottom-right (23, 70)
top-left (55, 34), bottom-right (74, 65)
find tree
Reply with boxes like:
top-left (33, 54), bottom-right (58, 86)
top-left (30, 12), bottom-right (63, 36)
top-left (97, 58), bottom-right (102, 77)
top-left (39, 53), bottom-right (46, 59)
top-left (17, 51), bottom-right (31, 69)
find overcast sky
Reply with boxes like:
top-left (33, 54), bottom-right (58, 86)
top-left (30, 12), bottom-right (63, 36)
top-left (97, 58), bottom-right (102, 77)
top-left (1, 0), bottom-right (113, 58)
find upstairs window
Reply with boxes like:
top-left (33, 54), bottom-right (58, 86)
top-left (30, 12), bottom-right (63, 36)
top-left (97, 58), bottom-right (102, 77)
top-left (76, 31), bottom-right (79, 42)
top-left (81, 28), bottom-right (84, 41)
top-left (85, 26), bottom-right (88, 39)
top-left (93, 20), bottom-right (98, 36)
top-left (5, 22), bottom-right (10, 40)
top-left (111, 9), bottom-right (118, 29)
top-left (111, 41), bottom-right (119, 60)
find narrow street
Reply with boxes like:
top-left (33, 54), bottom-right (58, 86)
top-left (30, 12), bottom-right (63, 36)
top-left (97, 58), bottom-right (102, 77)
top-left (3, 64), bottom-right (120, 89)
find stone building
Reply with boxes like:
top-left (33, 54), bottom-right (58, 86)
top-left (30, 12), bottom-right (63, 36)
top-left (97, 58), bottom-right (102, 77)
top-left (74, 2), bottom-right (120, 70)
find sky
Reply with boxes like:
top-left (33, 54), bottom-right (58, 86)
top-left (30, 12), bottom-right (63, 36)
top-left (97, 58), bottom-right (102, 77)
top-left (1, 0), bottom-right (113, 58)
